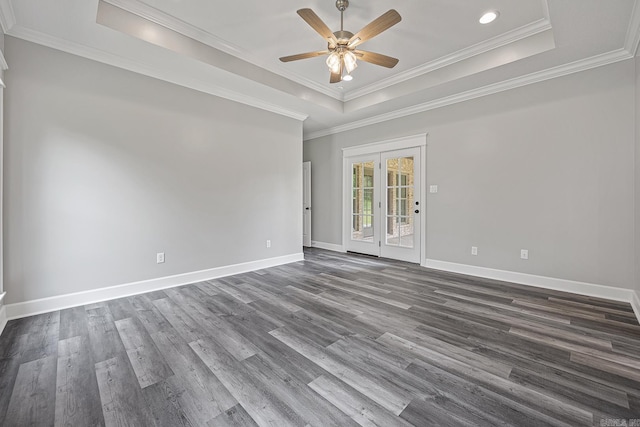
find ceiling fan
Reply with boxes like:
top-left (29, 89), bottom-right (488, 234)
top-left (279, 0), bottom-right (401, 84)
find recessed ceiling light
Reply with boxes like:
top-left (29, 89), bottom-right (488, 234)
top-left (343, 74), bottom-right (353, 82)
top-left (479, 10), bottom-right (499, 24)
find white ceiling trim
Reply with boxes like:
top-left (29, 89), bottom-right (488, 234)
top-left (624, 0), bottom-right (640, 55)
top-left (104, 0), bottom-right (343, 101)
top-left (304, 48), bottom-right (632, 141)
top-left (344, 17), bottom-right (553, 102)
top-left (0, 48), bottom-right (7, 70)
top-left (104, 0), bottom-right (554, 105)
top-left (0, 0), bottom-right (15, 33)
top-left (6, 25), bottom-right (309, 121)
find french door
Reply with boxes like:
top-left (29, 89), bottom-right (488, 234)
top-left (346, 147), bottom-right (422, 263)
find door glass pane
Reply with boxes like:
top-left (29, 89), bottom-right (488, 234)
top-left (386, 156), bottom-right (415, 247)
top-left (386, 216), bottom-right (399, 245)
top-left (400, 215), bottom-right (414, 248)
top-left (352, 161), bottom-right (375, 242)
top-left (401, 157), bottom-right (414, 186)
top-left (364, 167), bottom-right (374, 187)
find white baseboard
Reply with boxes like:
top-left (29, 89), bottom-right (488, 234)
top-left (4, 253), bottom-right (304, 321)
top-left (632, 290), bottom-right (640, 324)
top-left (0, 303), bottom-right (7, 337)
top-left (311, 241), bottom-right (346, 253)
top-left (424, 259), bottom-right (639, 322)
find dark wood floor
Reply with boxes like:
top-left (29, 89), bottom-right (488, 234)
top-left (1, 248), bottom-right (639, 426)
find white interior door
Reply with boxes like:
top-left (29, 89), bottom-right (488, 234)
top-left (345, 146), bottom-right (422, 263)
top-left (303, 161), bottom-right (311, 247)
top-left (380, 148), bottom-right (421, 263)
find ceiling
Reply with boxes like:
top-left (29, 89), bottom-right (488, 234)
top-left (1, 0), bottom-right (639, 139)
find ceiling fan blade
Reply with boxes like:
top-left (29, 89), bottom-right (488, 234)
top-left (330, 69), bottom-right (342, 84)
top-left (349, 9), bottom-right (401, 47)
top-left (354, 50), bottom-right (399, 68)
top-left (279, 51), bottom-right (329, 62)
top-left (297, 9), bottom-right (338, 46)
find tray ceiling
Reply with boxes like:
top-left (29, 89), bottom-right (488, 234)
top-left (1, 0), bottom-right (639, 138)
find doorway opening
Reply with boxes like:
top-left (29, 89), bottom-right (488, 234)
top-left (343, 135), bottom-right (426, 264)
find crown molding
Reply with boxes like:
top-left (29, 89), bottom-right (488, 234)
top-left (540, 0), bottom-right (551, 21)
top-left (624, 0), bottom-right (640, 55)
top-left (0, 0), bottom-right (15, 33)
top-left (304, 48), bottom-right (631, 140)
top-left (343, 17), bottom-right (553, 102)
top-left (104, 0), bottom-right (556, 106)
top-left (0, 47), bottom-right (7, 70)
top-left (103, 0), bottom-right (343, 101)
top-left (7, 25), bottom-right (308, 121)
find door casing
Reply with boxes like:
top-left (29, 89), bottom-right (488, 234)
top-left (342, 134), bottom-right (427, 265)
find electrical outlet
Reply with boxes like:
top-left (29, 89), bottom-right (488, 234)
top-left (266, 240), bottom-right (271, 248)
top-left (471, 246), bottom-right (478, 256)
top-left (157, 252), bottom-right (165, 264)
top-left (520, 249), bottom-right (529, 260)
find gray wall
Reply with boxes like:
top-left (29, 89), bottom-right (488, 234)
top-left (305, 60), bottom-right (636, 290)
top-left (4, 37), bottom-right (303, 305)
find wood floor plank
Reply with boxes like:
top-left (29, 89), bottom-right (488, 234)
top-left (509, 327), bottom-right (640, 370)
top-left (107, 297), bottom-right (138, 321)
top-left (377, 332), bottom-right (594, 425)
top-left (19, 311), bottom-right (61, 364)
top-left (6, 355), bottom-right (57, 426)
top-left (507, 367), bottom-right (639, 419)
top-left (207, 403), bottom-right (259, 427)
top-left (308, 374), bottom-right (413, 427)
top-left (115, 317), bottom-right (174, 389)
top-left (86, 304), bottom-right (126, 363)
top-left (141, 377), bottom-right (195, 427)
top-left (190, 337), bottom-right (304, 427)
top-left (165, 287), bottom-right (261, 361)
top-left (241, 353), bottom-right (358, 426)
top-left (569, 351), bottom-right (640, 383)
top-left (223, 312), bottom-right (329, 384)
top-left (59, 306), bottom-right (90, 340)
top-left (0, 357), bottom-right (21, 426)
top-left (404, 361), bottom-right (566, 427)
top-left (95, 354), bottom-right (156, 426)
top-left (55, 336), bottom-right (105, 427)
top-left (129, 294), bottom-right (172, 336)
top-left (270, 326), bottom-right (413, 415)
top-left (152, 297), bottom-right (209, 343)
top-left (150, 328), bottom-right (237, 424)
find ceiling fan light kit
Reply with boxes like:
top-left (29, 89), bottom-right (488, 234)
top-left (279, 0), bottom-right (401, 84)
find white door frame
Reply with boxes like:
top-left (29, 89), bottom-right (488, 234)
top-left (342, 134), bottom-right (427, 264)
top-left (380, 147), bottom-right (422, 263)
top-left (303, 161), bottom-right (312, 247)
top-left (343, 153), bottom-right (380, 256)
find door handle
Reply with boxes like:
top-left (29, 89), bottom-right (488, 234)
top-left (415, 209), bottom-right (420, 214)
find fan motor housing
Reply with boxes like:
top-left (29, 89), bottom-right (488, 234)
top-left (333, 30), bottom-right (354, 44)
